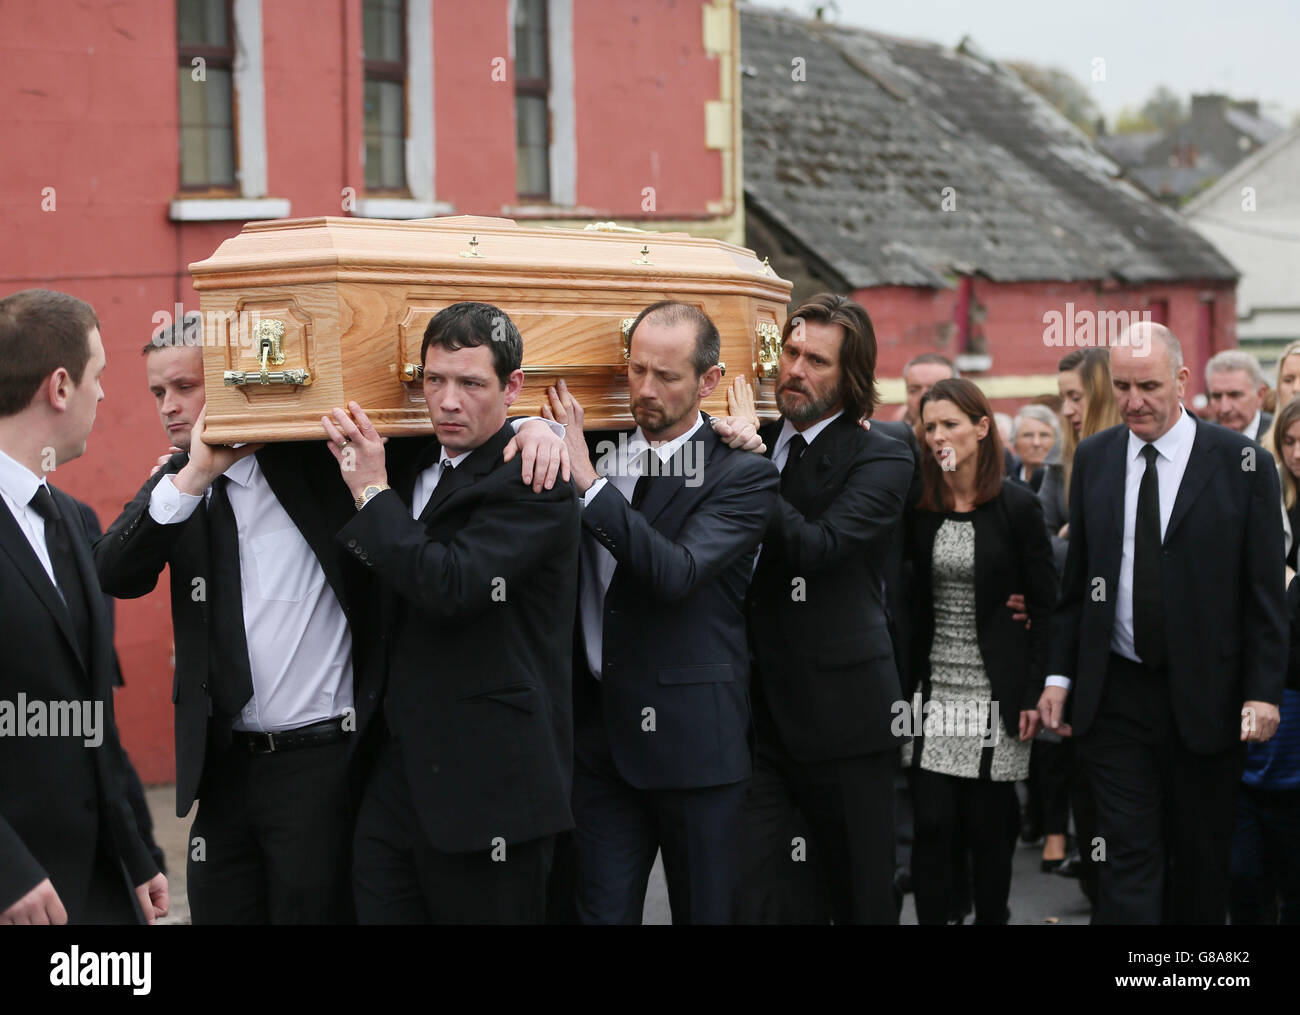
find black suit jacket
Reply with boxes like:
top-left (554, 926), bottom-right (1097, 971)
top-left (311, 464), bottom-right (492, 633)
top-left (0, 482), bottom-right (159, 916)
top-left (907, 479), bottom-right (1058, 737)
top-left (338, 421), bottom-right (580, 854)
top-left (870, 419), bottom-right (924, 681)
top-left (747, 415), bottom-right (915, 761)
top-left (94, 442), bottom-right (369, 817)
top-left (580, 416), bottom-right (779, 790)
top-left (1049, 415), bottom-right (1287, 752)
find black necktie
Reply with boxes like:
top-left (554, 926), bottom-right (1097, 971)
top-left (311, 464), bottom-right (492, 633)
top-left (206, 475), bottom-right (256, 718)
top-left (630, 450), bottom-right (654, 511)
top-left (418, 459), bottom-right (456, 522)
top-left (781, 434), bottom-right (808, 491)
top-left (29, 486), bottom-right (92, 668)
top-left (1132, 443), bottom-right (1166, 669)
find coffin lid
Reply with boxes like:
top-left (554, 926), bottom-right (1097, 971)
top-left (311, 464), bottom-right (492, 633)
top-left (189, 216), bottom-right (791, 300)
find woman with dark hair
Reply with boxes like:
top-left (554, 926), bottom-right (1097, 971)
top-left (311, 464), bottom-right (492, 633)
top-left (904, 378), bottom-right (1057, 924)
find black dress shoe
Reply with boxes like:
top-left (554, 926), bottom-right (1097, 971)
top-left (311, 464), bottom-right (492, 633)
top-left (894, 869), bottom-right (913, 895)
top-left (1040, 856), bottom-right (1067, 873)
top-left (1054, 855), bottom-right (1084, 879)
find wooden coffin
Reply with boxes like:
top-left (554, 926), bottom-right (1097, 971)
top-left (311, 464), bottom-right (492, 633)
top-left (190, 216), bottom-right (792, 444)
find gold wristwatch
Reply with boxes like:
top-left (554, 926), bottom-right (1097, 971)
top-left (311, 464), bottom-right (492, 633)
top-left (355, 483), bottom-right (390, 510)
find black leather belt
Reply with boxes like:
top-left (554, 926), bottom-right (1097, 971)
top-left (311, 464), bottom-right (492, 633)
top-left (234, 716), bottom-right (350, 754)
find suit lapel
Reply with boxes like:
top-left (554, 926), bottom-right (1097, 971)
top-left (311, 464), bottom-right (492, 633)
top-left (638, 419), bottom-right (720, 525)
top-left (419, 423), bottom-right (514, 524)
top-left (1105, 426), bottom-right (1129, 550)
top-left (58, 488), bottom-right (108, 686)
top-left (0, 495), bottom-right (86, 671)
top-left (1164, 415), bottom-right (1215, 546)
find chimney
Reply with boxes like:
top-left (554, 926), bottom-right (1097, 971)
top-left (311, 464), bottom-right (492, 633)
top-left (1232, 99), bottom-right (1260, 118)
top-left (1191, 94), bottom-right (1229, 123)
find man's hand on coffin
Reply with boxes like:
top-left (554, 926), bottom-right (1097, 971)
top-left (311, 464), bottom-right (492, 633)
top-left (173, 405), bottom-right (263, 496)
top-left (725, 375), bottom-right (761, 430)
top-left (503, 418), bottom-right (571, 494)
top-left (322, 402), bottom-right (389, 499)
top-left (543, 379), bottom-right (599, 495)
top-left (710, 416), bottom-right (766, 454)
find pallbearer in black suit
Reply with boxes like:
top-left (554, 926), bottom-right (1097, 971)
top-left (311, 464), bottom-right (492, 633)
top-left (1040, 322), bottom-right (1287, 924)
top-left (731, 294), bottom-right (914, 924)
top-left (0, 289), bottom-right (166, 924)
top-left (96, 316), bottom-right (570, 924)
top-left (545, 302), bottom-right (780, 924)
top-left (324, 303), bottom-right (580, 924)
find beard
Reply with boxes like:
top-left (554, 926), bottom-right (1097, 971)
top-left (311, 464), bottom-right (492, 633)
top-left (777, 381), bottom-right (838, 424)
top-left (632, 398), bottom-right (691, 437)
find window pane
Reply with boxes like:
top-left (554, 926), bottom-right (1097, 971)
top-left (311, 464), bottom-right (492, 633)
top-left (514, 0), bottom-right (547, 80)
top-left (178, 0), bottom-right (228, 47)
top-left (363, 0), bottom-right (403, 63)
top-left (178, 66), bottom-right (235, 186)
top-left (516, 94), bottom-right (550, 196)
top-left (364, 79), bottom-right (406, 190)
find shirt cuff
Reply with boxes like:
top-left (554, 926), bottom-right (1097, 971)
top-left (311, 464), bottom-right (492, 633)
top-left (510, 416), bottom-right (565, 440)
top-left (148, 473), bottom-right (204, 525)
top-left (1044, 675), bottom-right (1072, 692)
top-left (580, 477), bottom-right (608, 508)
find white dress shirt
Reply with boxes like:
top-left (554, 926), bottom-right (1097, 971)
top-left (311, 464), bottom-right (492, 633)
top-left (770, 411), bottom-right (844, 472)
top-left (149, 456), bottom-right (354, 733)
top-left (0, 448), bottom-right (58, 588)
top-left (1046, 405), bottom-right (1196, 692)
top-left (1245, 410), bottom-right (1263, 442)
top-left (578, 412), bottom-right (706, 679)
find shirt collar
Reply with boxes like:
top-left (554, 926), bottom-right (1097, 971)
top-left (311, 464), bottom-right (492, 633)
top-left (222, 453), bottom-right (260, 488)
top-left (441, 447), bottom-right (472, 469)
top-left (0, 447), bottom-right (47, 507)
top-left (775, 410), bottom-right (845, 461)
top-left (1127, 403), bottom-right (1195, 463)
top-left (630, 412), bottom-right (706, 464)
top-left (1246, 410), bottom-right (1262, 440)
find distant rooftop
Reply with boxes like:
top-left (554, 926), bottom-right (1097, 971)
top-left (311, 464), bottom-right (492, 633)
top-left (740, 6), bottom-right (1238, 288)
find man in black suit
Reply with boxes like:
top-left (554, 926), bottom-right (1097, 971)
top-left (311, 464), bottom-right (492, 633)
top-left (0, 288), bottom-right (166, 924)
top-left (322, 302), bottom-right (579, 924)
top-left (1040, 322), bottom-right (1286, 924)
top-left (545, 301), bottom-right (780, 924)
top-left (733, 294), bottom-right (914, 924)
top-left (95, 316), bottom-right (567, 923)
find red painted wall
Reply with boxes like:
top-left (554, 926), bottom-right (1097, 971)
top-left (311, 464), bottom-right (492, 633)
top-left (0, 0), bottom-right (725, 783)
top-left (860, 279), bottom-right (1238, 416)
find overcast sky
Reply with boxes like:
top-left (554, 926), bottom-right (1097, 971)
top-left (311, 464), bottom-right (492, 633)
top-left (783, 0), bottom-right (1300, 124)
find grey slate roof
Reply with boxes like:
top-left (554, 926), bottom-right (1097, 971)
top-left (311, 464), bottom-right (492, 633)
top-left (740, 6), bottom-right (1238, 287)
top-left (1095, 131), bottom-right (1162, 168)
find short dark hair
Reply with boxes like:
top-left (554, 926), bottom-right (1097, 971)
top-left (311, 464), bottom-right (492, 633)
top-left (626, 301), bottom-right (720, 378)
top-left (0, 288), bottom-right (100, 418)
top-left (783, 292), bottom-right (880, 420)
top-left (144, 311), bottom-right (203, 355)
top-left (420, 302), bottom-right (523, 386)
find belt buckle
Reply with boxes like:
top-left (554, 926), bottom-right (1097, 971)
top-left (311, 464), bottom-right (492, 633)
top-left (250, 731), bottom-right (276, 754)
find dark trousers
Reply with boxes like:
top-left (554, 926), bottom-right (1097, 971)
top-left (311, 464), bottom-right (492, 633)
top-left (1030, 737), bottom-right (1071, 837)
top-left (187, 732), bottom-right (355, 924)
top-left (735, 741), bottom-right (898, 924)
top-left (76, 823), bottom-right (145, 925)
top-left (1230, 783), bottom-right (1300, 924)
top-left (911, 768), bottom-right (1017, 925)
top-left (571, 706), bottom-right (747, 925)
top-left (1079, 653), bottom-right (1241, 925)
top-left (353, 738), bottom-right (553, 924)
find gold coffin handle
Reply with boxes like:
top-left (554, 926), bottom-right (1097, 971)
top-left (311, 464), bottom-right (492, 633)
top-left (401, 363), bottom-right (424, 383)
top-left (224, 320), bottom-right (311, 386)
top-left (756, 321), bottom-right (782, 378)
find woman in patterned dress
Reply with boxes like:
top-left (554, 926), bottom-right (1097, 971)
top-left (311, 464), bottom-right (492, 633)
top-left (903, 378), bottom-right (1058, 924)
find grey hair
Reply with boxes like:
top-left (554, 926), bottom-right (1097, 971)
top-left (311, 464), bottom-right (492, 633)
top-left (1205, 348), bottom-right (1265, 389)
top-left (1011, 403), bottom-right (1062, 446)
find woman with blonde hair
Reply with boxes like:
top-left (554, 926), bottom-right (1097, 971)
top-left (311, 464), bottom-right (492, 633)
top-left (1260, 339), bottom-right (1300, 459)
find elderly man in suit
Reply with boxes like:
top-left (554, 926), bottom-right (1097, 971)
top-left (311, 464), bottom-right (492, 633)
top-left (1039, 321), bottom-right (1286, 924)
top-left (1205, 349), bottom-right (1272, 443)
top-left (0, 288), bottom-right (166, 924)
top-left (545, 301), bottom-right (780, 924)
top-left (95, 312), bottom-right (567, 924)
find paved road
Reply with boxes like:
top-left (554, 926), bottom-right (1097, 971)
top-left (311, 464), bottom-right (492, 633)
top-left (147, 784), bottom-right (1091, 925)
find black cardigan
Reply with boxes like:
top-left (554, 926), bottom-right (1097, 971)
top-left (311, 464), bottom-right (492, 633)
top-left (905, 478), bottom-right (1059, 736)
